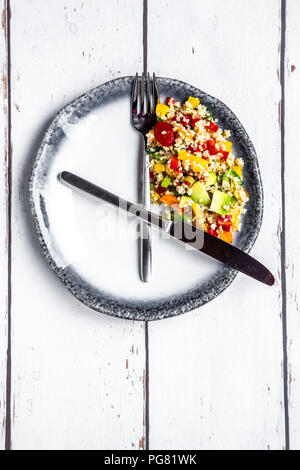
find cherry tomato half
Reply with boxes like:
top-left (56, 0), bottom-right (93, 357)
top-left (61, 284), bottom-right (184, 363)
top-left (154, 121), bottom-right (175, 147)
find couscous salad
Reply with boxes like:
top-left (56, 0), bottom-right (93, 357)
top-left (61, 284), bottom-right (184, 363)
top-left (147, 96), bottom-right (249, 244)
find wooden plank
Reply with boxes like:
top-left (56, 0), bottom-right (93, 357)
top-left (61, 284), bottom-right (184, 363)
top-left (0, 0), bottom-right (9, 451)
top-left (285, 0), bottom-right (300, 450)
top-left (9, 0), bottom-right (145, 450)
top-left (148, 0), bottom-right (285, 449)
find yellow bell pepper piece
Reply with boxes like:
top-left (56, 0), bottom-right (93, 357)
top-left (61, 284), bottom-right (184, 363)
top-left (228, 207), bottom-right (241, 230)
top-left (178, 150), bottom-right (189, 161)
top-left (232, 216), bottom-right (240, 231)
top-left (191, 157), bottom-right (209, 172)
top-left (154, 163), bottom-right (165, 172)
top-left (179, 196), bottom-right (193, 208)
top-left (165, 166), bottom-right (175, 177)
top-left (151, 191), bottom-right (160, 202)
top-left (232, 165), bottom-right (242, 177)
top-left (192, 203), bottom-right (202, 218)
top-left (225, 141), bottom-right (232, 152)
top-left (156, 103), bottom-right (170, 116)
top-left (187, 96), bottom-right (200, 109)
top-left (178, 150), bottom-right (208, 171)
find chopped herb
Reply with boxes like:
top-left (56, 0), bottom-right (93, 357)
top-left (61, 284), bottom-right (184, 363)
top-left (154, 153), bottom-right (167, 162)
top-left (147, 147), bottom-right (161, 154)
top-left (172, 188), bottom-right (180, 197)
top-left (205, 110), bottom-right (213, 121)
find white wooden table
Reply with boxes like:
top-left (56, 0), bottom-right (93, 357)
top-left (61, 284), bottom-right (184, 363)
top-left (0, 0), bottom-right (298, 450)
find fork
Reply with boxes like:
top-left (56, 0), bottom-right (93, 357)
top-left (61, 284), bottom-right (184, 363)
top-left (131, 73), bottom-right (159, 282)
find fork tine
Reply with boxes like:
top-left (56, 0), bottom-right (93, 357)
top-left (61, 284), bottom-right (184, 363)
top-left (146, 72), bottom-right (152, 114)
top-left (131, 73), bottom-right (138, 118)
top-left (141, 73), bottom-right (145, 115)
top-left (152, 73), bottom-right (159, 108)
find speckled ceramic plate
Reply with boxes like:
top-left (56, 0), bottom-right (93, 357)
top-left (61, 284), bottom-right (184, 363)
top-left (29, 76), bottom-right (263, 321)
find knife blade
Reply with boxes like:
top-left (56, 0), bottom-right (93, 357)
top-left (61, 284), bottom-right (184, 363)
top-left (59, 171), bottom-right (275, 286)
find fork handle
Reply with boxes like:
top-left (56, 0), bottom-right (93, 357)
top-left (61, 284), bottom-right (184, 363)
top-left (140, 222), bottom-right (152, 282)
top-left (140, 140), bottom-right (152, 282)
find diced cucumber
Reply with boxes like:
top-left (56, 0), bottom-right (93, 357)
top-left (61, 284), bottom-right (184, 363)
top-left (206, 171), bottom-right (217, 187)
top-left (190, 182), bottom-right (211, 206)
top-left (210, 190), bottom-right (232, 215)
top-left (161, 175), bottom-right (172, 188)
top-left (222, 168), bottom-right (242, 187)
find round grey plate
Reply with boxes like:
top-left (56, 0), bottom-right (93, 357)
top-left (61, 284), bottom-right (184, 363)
top-left (29, 76), bottom-right (263, 321)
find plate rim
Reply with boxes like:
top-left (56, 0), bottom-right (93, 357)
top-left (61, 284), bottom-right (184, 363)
top-left (29, 75), bottom-right (264, 321)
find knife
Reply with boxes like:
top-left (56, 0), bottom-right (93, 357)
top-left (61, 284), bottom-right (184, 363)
top-left (59, 171), bottom-right (275, 286)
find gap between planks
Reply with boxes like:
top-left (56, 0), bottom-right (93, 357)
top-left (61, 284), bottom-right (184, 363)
top-left (280, 0), bottom-right (289, 451)
top-left (143, 0), bottom-right (150, 451)
top-left (2, 0), bottom-right (12, 452)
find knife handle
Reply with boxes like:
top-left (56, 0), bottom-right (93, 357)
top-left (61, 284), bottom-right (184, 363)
top-left (59, 171), bottom-right (275, 287)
